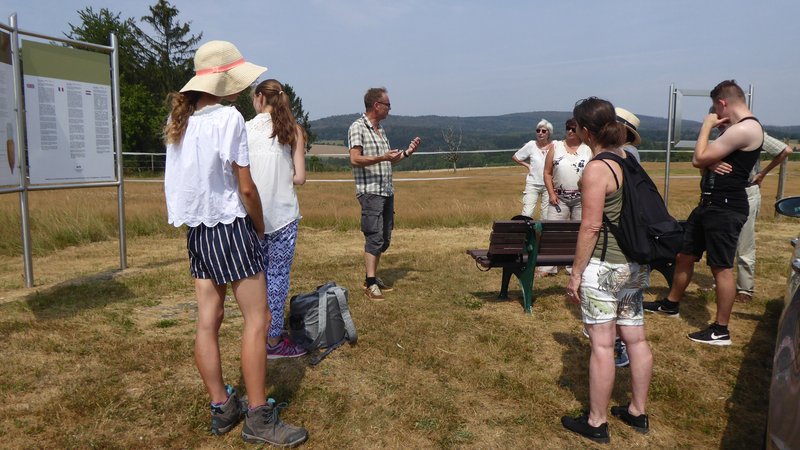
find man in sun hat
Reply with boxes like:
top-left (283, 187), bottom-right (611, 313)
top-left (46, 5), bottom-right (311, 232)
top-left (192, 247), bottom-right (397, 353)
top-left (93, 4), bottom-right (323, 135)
top-left (615, 107), bottom-right (642, 162)
top-left (348, 87), bottom-right (421, 301)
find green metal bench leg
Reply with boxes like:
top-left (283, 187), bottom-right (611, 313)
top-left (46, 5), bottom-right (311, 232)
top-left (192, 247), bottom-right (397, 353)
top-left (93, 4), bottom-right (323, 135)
top-left (519, 222), bottom-right (542, 314)
top-left (518, 270), bottom-right (535, 313)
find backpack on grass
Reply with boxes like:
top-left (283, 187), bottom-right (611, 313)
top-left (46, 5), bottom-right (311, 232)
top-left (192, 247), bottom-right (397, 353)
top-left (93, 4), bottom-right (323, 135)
top-left (288, 282), bottom-right (357, 365)
top-left (594, 152), bottom-right (683, 266)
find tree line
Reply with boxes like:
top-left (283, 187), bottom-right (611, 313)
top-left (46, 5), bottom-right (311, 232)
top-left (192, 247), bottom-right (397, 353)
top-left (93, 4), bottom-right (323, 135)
top-left (64, 0), bottom-right (314, 155)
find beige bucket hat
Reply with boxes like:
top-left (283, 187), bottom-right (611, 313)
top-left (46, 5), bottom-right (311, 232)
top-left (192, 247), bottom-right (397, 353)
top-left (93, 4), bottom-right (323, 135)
top-left (615, 107), bottom-right (641, 146)
top-left (180, 40), bottom-right (267, 97)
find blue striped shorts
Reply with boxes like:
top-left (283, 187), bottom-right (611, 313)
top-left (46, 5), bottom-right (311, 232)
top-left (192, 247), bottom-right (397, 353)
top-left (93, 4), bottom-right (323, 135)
top-left (186, 216), bottom-right (264, 285)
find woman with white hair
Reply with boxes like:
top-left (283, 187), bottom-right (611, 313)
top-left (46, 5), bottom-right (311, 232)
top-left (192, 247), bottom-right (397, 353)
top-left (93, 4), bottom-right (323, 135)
top-left (512, 119), bottom-right (553, 218)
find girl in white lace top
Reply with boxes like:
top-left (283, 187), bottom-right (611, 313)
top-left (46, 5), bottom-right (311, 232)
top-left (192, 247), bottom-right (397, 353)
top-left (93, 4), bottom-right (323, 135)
top-left (247, 79), bottom-right (308, 358)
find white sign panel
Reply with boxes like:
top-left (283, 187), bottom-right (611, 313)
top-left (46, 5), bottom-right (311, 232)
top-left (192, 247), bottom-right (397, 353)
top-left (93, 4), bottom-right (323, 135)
top-left (0, 31), bottom-right (17, 186)
top-left (23, 76), bottom-right (114, 183)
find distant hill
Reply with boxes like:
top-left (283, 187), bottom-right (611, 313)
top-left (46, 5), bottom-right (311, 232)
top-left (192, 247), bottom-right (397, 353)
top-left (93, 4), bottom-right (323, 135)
top-left (311, 112), bottom-right (800, 151)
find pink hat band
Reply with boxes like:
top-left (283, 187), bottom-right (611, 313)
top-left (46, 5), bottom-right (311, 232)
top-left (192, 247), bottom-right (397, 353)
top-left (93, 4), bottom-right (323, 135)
top-left (195, 58), bottom-right (245, 76)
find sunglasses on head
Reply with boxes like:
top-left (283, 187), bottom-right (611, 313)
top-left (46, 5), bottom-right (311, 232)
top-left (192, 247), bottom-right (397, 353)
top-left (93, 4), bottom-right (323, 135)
top-left (536, 129), bottom-right (548, 134)
top-left (566, 127), bottom-right (576, 132)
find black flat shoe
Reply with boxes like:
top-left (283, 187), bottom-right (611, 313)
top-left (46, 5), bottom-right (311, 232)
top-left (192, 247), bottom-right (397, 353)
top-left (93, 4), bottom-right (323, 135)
top-left (561, 413), bottom-right (609, 444)
top-left (610, 404), bottom-right (649, 434)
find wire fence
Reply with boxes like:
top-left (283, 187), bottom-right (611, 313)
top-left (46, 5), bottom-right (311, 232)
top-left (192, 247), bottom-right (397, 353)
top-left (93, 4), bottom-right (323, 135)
top-left (122, 149), bottom-right (699, 175)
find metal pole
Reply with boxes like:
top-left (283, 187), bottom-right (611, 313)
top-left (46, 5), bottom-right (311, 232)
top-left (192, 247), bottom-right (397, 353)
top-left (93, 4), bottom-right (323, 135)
top-left (111, 34), bottom-right (127, 270)
top-left (10, 14), bottom-right (33, 287)
top-left (664, 84), bottom-right (675, 206)
top-left (775, 144), bottom-right (788, 218)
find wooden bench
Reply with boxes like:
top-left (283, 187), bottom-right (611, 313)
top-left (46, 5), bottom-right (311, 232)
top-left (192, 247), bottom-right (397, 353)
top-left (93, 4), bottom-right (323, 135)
top-left (467, 219), bottom-right (677, 313)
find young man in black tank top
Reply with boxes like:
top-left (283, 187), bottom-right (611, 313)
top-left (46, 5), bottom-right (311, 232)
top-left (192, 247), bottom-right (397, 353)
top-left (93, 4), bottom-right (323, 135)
top-left (643, 80), bottom-right (763, 346)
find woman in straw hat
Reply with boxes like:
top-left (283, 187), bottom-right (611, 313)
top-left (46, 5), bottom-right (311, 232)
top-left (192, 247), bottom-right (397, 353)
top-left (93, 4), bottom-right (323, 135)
top-left (246, 79), bottom-right (308, 359)
top-left (163, 40), bottom-right (308, 447)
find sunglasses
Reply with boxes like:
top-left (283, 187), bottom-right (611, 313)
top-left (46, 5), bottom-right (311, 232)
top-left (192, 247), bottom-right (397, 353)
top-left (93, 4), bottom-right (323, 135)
top-left (536, 129), bottom-right (549, 134)
top-left (566, 127), bottom-right (577, 132)
top-left (377, 101), bottom-right (391, 109)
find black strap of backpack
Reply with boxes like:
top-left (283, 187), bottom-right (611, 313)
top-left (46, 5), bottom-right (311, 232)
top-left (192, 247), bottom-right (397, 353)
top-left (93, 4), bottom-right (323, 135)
top-left (309, 338), bottom-right (346, 366)
top-left (596, 158), bottom-right (621, 262)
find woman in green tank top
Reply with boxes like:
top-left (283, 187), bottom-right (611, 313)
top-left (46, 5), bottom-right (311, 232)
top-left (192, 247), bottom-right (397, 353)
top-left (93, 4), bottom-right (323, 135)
top-left (560, 98), bottom-right (653, 443)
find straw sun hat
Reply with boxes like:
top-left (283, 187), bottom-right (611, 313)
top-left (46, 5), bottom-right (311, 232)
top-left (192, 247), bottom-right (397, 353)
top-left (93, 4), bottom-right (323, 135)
top-left (614, 107), bottom-right (641, 146)
top-left (180, 40), bottom-right (267, 97)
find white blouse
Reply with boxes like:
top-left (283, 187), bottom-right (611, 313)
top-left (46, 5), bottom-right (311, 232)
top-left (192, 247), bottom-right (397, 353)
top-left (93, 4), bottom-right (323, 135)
top-left (514, 140), bottom-right (550, 186)
top-left (551, 140), bottom-right (592, 194)
top-left (247, 113), bottom-right (301, 234)
top-left (164, 104), bottom-right (249, 227)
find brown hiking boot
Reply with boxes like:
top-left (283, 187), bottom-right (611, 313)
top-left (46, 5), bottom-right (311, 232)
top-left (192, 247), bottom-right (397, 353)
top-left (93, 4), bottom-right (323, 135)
top-left (363, 277), bottom-right (393, 292)
top-left (734, 292), bottom-right (752, 303)
top-left (364, 283), bottom-right (385, 301)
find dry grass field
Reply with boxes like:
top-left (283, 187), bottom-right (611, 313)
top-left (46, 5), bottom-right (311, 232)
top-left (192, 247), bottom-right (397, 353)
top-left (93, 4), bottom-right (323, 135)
top-left (0, 162), bottom-right (798, 449)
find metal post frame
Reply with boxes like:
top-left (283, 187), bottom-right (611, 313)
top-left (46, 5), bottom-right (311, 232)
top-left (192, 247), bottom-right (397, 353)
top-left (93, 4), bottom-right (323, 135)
top-left (5, 15), bottom-right (127, 287)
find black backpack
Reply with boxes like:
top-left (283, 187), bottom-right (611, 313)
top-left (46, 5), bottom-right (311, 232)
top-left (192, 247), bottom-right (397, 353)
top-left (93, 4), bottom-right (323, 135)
top-left (594, 152), bottom-right (683, 265)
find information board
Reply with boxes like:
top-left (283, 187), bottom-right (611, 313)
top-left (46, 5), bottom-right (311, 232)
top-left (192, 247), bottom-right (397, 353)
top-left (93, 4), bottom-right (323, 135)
top-left (0, 31), bottom-right (17, 186)
top-left (22, 40), bottom-right (115, 184)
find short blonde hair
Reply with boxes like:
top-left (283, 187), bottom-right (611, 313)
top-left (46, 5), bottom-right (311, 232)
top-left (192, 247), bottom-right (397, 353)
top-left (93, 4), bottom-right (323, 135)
top-left (536, 119), bottom-right (553, 135)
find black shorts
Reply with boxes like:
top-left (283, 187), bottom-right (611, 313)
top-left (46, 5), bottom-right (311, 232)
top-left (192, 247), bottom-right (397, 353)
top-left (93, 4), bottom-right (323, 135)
top-left (186, 216), bottom-right (264, 285)
top-left (358, 193), bottom-right (394, 256)
top-left (681, 204), bottom-right (747, 268)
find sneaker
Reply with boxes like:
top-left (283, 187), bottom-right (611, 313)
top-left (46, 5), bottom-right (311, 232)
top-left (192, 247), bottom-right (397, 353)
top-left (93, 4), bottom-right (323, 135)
top-left (561, 412), bottom-right (609, 444)
top-left (614, 338), bottom-right (630, 368)
top-left (734, 292), bottom-right (752, 303)
top-left (363, 277), bottom-right (393, 292)
top-left (211, 384), bottom-right (245, 436)
top-left (268, 336), bottom-right (308, 360)
top-left (642, 298), bottom-right (680, 317)
top-left (610, 404), bottom-right (649, 433)
top-left (364, 283), bottom-right (385, 301)
top-left (688, 323), bottom-right (731, 346)
top-left (242, 399), bottom-right (309, 447)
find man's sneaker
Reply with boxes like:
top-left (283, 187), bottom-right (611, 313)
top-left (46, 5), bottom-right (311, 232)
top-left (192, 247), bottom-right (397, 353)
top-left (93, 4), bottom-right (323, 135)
top-left (561, 412), bottom-right (609, 444)
top-left (211, 385), bottom-right (245, 435)
top-left (614, 338), bottom-right (630, 368)
top-left (363, 277), bottom-right (393, 292)
top-left (642, 298), bottom-right (680, 317)
top-left (610, 404), bottom-right (649, 434)
top-left (364, 283), bottom-right (385, 301)
top-left (267, 336), bottom-right (308, 360)
top-left (688, 323), bottom-right (731, 346)
top-left (242, 399), bottom-right (308, 447)
top-left (734, 292), bottom-right (752, 303)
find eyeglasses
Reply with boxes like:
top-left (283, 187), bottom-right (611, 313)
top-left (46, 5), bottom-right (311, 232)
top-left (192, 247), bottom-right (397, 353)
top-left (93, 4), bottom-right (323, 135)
top-left (566, 127), bottom-right (577, 132)
top-left (377, 101), bottom-right (391, 109)
top-left (536, 129), bottom-right (549, 134)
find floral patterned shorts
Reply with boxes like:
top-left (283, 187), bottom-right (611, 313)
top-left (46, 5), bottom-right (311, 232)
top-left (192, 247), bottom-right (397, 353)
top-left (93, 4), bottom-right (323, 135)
top-left (579, 258), bottom-right (650, 326)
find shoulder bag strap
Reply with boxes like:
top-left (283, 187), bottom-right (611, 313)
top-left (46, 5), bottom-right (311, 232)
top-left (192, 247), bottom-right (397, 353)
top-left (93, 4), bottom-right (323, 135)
top-left (308, 287), bottom-right (329, 349)
top-left (332, 287), bottom-right (357, 344)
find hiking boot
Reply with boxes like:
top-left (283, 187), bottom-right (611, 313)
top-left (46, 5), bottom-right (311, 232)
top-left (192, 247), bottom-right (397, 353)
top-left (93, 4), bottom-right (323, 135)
top-left (267, 336), bottom-right (308, 360)
top-left (610, 404), bottom-right (649, 433)
top-left (211, 385), bottom-right (245, 436)
top-left (688, 323), bottom-right (731, 346)
top-left (364, 283), bottom-right (385, 301)
top-left (614, 338), bottom-right (630, 368)
top-left (242, 399), bottom-right (308, 447)
top-left (734, 292), bottom-right (752, 303)
top-left (642, 298), bottom-right (680, 317)
top-left (363, 277), bottom-right (393, 292)
top-left (561, 412), bottom-right (609, 444)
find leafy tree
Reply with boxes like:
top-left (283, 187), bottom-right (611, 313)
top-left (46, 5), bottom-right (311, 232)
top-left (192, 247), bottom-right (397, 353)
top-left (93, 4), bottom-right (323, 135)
top-left (136, 0), bottom-right (202, 101)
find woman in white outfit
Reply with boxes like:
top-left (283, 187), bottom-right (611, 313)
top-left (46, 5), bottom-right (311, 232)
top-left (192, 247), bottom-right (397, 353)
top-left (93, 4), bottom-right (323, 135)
top-left (512, 119), bottom-right (553, 219)
top-left (247, 79), bottom-right (308, 359)
top-left (539, 118), bottom-right (592, 276)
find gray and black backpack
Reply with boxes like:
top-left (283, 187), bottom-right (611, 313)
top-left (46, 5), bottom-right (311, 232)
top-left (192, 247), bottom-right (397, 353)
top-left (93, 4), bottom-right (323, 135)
top-left (288, 282), bottom-right (357, 365)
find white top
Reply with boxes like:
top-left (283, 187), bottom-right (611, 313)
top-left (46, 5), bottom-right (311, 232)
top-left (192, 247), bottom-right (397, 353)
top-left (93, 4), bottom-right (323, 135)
top-left (551, 140), bottom-right (592, 195)
top-left (247, 113), bottom-right (300, 234)
top-left (164, 104), bottom-right (249, 227)
top-left (514, 140), bottom-right (550, 186)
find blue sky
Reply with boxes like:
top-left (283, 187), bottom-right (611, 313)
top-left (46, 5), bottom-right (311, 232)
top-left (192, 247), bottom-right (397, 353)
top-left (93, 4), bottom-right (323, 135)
top-left (5, 0), bottom-right (800, 125)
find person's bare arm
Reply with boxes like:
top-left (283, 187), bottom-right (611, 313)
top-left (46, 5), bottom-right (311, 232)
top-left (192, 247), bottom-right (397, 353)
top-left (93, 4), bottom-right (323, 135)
top-left (292, 125), bottom-right (306, 185)
top-left (543, 147), bottom-right (557, 205)
top-left (232, 163), bottom-right (265, 237)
